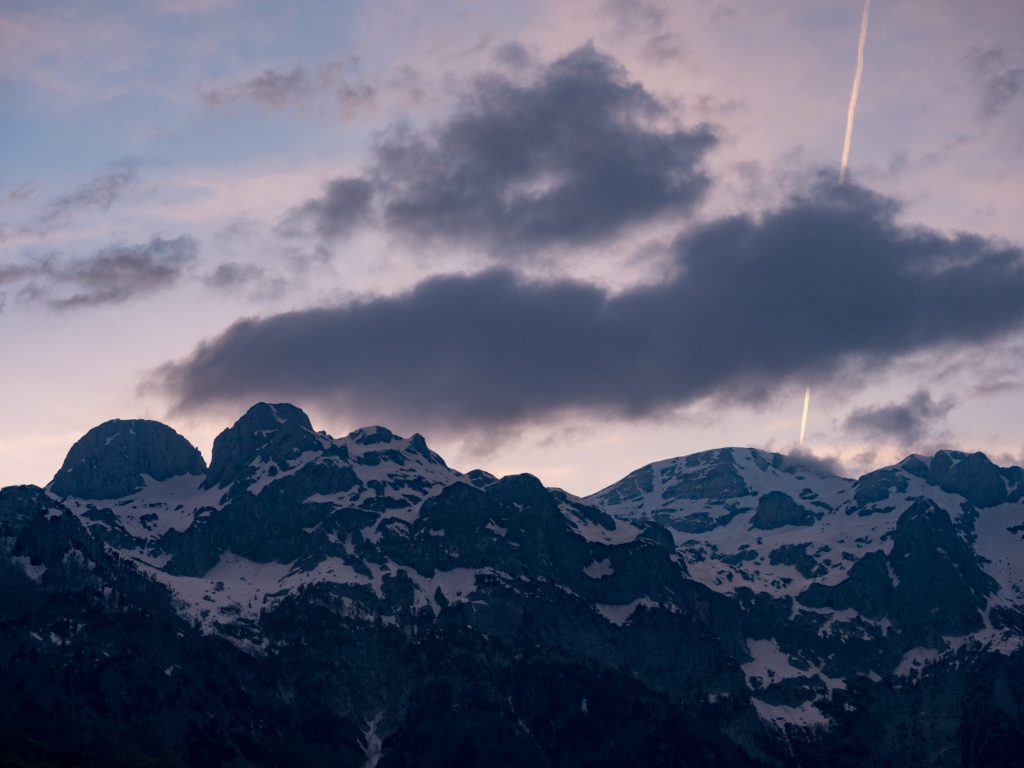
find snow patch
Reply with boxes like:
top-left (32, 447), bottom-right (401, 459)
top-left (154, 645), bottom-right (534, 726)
top-left (751, 698), bottom-right (830, 729)
top-left (485, 521), bottom-right (508, 537)
top-left (583, 558), bottom-right (614, 579)
top-left (742, 638), bottom-right (846, 693)
top-left (362, 711), bottom-right (385, 768)
top-left (12, 555), bottom-right (46, 582)
top-left (594, 597), bottom-right (657, 626)
top-left (63, 473), bottom-right (223, 541)
top-left (895, 647), bottom-right (942, 677)
top-left (248, 450), bottom-right (320, 495)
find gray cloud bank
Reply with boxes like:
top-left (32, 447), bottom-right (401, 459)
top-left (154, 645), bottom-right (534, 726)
top-left (202, 261), bottom-right (265, 289)
top-left (202, 60), bottom-right (376, 119)
top-left (1, 162), bottom-right (138, 247)
top-left (36, 160), bottom-right (138, 231)
top-left (1, 236), bottom-right (196, 310)
top-left (154, 181), bottom-right (1024, 432)
top-left (283, 44), bottom-right (717, 253)
top-left (844, 390), bottom-right (956, 446)
top-left (968, 46), bottom-right (1024, 119)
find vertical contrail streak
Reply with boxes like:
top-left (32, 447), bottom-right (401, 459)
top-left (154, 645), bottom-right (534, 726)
top-left (800, 1), bottom-right (869, 450)
top-left (839, 0), bottom-right (871, 182)
top-left (799, 386), bottom-right (811, 447)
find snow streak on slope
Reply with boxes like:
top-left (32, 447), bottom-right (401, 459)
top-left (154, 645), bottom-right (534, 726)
top-left (60, 473), bottom-right (226, 541)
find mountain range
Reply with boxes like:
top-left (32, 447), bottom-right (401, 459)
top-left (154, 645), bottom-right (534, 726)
top-left (3, 402), bottom-right (1023, 766)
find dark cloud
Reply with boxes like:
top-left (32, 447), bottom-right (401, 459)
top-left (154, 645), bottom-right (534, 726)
top-left (202, 261), bottom-right (265, 289)
top-left (604, 0), bottom-right (687, 63)
top-left (973, 379), bottom-right (1022, 396)
top-left (49, 237), bottom-right (198, 309)
top-left (844, 390), bottom-right (955, 446)
top-left (710, 4), bottom-right (738, 22)
top-left (278, 178), bottom-right (374, 241)
top-left (967, 46), bottom-right (1024, 119)
top-left (284, 44), bottom-right (716, 254)
top-left (36, 160), bottom-right (137, 230)
top-left (204, 65), bottom-right (307, 108)
top-left (336, 83), bottom-right (376, 120)
top-left (492, 42), bottom-right (532, 69)
top-left (780, 450), bottom-right (847, 479)
top-left (0, 164), bottom-right (136, 245)
top-left (605, 0), bottom-right (666, 33)
top-left (0, 263), bottom-right (41, 286)
top-left (153, 179), bottom-right (1024, 434)
top-left (202, 261), bottom-right (285, 301)
top-left (7, 182), bottom-right (35, 203)
top-left (203, 60), bottom-right (376, 118)
top-left (643, 32), bottom-right (686, 63)
top-left (6, 237), bottom-right (196, 310)
top-left (981, 68), bottom-right (1024, 117)
top-left (385, 65), bottom-right (426, 108)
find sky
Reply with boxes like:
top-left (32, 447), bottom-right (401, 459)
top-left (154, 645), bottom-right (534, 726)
top-left (2, 0), bottom-right (1024, 494)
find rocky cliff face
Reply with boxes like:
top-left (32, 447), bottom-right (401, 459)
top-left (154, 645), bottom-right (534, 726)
top-left (2, 405), bottom-right (1023, 767)
top-left (49, 418), bottom-right (207, 499)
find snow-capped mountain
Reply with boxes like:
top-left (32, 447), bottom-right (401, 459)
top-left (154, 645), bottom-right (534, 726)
top-left (588, 446), bottom-right (1024, 735)
top-left (53, 404), bottom-right (674, 644)
top-left (588, 447), bottom-right (1024, 605)
top-left (2, 404), bottom-right (1023, 767)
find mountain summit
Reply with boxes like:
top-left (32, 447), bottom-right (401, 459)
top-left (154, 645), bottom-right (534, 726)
top-left (203, 401), bottom-right (320, 489)
top-left (49, 418), bottom-right (206, 499)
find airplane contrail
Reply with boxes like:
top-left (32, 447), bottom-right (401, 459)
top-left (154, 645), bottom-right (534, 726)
top-left (799, 1), bottom-right (870, 449)
top-left (839, 0), bottom-right (871, 182)
top-left (799, 386), bottom-right (811, 447)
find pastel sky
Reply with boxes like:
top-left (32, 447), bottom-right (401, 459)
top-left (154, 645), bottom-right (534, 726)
top-left (2, 0), bottom-right (1023, 494)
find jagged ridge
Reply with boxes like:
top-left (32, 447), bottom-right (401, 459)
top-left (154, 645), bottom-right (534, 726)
top-left (2, 404), bottom-right (1023, 766)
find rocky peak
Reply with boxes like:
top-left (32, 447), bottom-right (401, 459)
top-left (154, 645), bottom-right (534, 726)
top-left (203, 402), bottom-right (321, 489)
top-left (49, 419), bottom-right (206, 500)
top-left (465, 468), bottom-right (498, 488)
top-left (851, 467), bottom-right (909, 510)
top-left (588, 446), bottom-right (851, 534)
top-left (926, 450), bottom-right (1008, 508)
top-left (233, 402), bottom-right (314, 433)
top-left (885, 450), bottom-right (1015, 508)
top-left (346, 425), bottom-right (396, 445)
top-left (588, 447), bottom-right (751, 516)
top-left (407, 433), bottom-right (447, 465)
top-left (0, 485), bottom-right (58, 529)
top-left (337, 427), bottom-right (449, 472)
